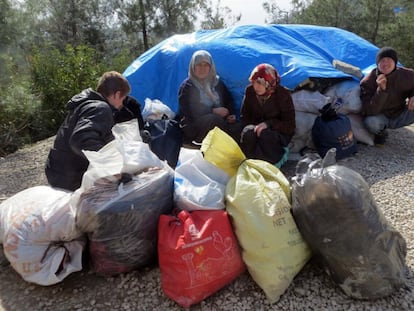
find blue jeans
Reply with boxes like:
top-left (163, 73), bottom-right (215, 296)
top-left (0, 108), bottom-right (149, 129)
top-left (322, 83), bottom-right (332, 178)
top-left (363, 109), bottom-right (414, 134)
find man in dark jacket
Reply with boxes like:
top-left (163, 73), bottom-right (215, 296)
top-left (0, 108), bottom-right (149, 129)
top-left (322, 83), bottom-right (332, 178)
top-left (45, 71), bottom-right (131, 191)
top-left (360, 47), bottom-right (414, 146)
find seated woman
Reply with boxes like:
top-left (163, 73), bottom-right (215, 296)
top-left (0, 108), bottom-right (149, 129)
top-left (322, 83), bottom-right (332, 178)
top-left (240, 63), bottom-right (295, 166)
top-left (178, 50), bottom-right (241, 145)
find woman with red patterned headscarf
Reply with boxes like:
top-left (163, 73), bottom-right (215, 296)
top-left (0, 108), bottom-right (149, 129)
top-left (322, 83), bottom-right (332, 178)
top-left (240, 63), bottom-right (295, 166)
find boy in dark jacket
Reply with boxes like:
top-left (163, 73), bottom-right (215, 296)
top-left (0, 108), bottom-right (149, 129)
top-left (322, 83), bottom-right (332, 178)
top-left (45, 71), bottom-right (131, 191)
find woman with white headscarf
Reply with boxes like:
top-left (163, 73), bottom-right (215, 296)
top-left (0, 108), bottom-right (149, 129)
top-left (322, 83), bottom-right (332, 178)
top-left (178, 50), bottom-right (241, 144)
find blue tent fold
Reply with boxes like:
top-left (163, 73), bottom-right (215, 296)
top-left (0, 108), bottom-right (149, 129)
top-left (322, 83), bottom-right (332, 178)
top-left (123, 24), bottom-right (379, 114)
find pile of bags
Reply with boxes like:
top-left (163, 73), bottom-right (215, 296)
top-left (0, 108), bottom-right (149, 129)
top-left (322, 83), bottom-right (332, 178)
top-left (290, 79), bottom-right (375, 156)
top-left (0, 122), bottom-right (408, 308)
top-left (0, 135), bottom-right (174, 285)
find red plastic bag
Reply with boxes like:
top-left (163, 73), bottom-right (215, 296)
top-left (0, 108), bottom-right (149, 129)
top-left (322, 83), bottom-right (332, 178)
top-left (158, 209), bottom-right (245, 308)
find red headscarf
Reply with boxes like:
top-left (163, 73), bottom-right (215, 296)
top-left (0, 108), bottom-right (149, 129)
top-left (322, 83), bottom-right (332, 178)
top-left (249, 63), bottom-right (280, 97)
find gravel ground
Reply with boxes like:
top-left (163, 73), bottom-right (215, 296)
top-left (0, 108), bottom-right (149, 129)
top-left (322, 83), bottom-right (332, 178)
top-left (0, 125), bottom-right (413, 311)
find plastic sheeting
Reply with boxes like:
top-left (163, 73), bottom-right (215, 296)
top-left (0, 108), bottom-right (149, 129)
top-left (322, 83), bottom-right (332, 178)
top-left (123, 24), bottom-right (379, 114)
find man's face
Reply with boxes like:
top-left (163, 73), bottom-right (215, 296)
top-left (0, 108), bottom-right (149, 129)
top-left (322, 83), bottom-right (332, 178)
top-left (378, 57), bottom-right (396, 75)
top-left (108, 91), bottom-right (126, 110)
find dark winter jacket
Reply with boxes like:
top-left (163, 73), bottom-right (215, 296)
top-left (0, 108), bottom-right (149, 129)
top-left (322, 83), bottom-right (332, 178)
top-left (178, 78), bottom-right (236, 124)
top-left (45, 88), bottom-right (116, 191)
top-left (113, 96), bottom-right (144, 130)
top-left (177, 78), bottom-right (238, 142)
top-left (240, 85), bottom-right (296, 137)
top-left (360, 67), bottom-right (414, 118)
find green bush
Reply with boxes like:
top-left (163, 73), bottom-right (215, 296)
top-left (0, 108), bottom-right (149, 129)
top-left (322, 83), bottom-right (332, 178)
top-left (29, 44), bottom-right (104, 138)
top-left (0, 79), bottom-right (41, 156)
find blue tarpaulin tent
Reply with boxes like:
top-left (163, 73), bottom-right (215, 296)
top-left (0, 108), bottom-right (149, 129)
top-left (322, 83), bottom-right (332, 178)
top-left (123, 24), bottom-right (379, 114)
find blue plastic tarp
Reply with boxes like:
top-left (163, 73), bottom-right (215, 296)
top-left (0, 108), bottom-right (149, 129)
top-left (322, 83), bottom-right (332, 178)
top-left (123, 24), bottom-right (379, 114)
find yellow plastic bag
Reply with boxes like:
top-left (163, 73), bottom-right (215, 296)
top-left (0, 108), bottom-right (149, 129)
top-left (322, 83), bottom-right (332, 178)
top-left (226, 159), bottom-right (311, 303)
top-left (201, 127), bottom-right (245, 177)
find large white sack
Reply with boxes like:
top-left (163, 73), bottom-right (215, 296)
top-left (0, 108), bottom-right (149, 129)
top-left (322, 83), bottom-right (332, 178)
top-left (348, 113), bottom-right (374, 146)
top-left (289, 111), bottom-right (317, 153)
top-left (292, 90), bottom-right (332, 114)
top-left (0, 186), bottom-right (84, 286)
top-left (324, 80), bottom-right (362, 114)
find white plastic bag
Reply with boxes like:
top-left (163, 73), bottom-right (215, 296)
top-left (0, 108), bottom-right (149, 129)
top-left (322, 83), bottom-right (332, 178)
top-left (142, 98), bottom-right (175, 120)
top-left (174, 148), bottom-right (230, 210)
top-left (347, 113), bottom-right (374, 146)
top-left (292, 90), bottom-right (332, 114)
top-left (0, 186), bottom-right (84, 285)
top-left (80, 140), bottom-right (163, 192)
top-left (112, 119), bottom-right (142, 142)
top-left (289, 111), bottom-right (317, 153)
top-left (324, 80), bottom-right (362, 114)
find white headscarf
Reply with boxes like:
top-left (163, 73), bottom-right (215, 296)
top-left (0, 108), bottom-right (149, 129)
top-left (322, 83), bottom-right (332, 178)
top-left (188, 50), bottom-right (220, 107)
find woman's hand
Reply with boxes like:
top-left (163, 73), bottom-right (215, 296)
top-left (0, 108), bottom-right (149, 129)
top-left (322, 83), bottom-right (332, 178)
top-left (254, 122), bottom-right (268, 136)
top-left (408, 97), bottom-right (414, 111)
top-left (213, 107), bottom-right (230, 118)
top-left (226, 114), bottom-right (236, 123)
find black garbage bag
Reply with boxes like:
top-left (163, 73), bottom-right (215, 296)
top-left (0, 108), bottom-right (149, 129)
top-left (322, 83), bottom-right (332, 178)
top-left (144, 116), bottom-right (183, 168)
top-left (76, 167), bottom-right (174, 276)
top-left (291, 149), bottom-right (407, 299)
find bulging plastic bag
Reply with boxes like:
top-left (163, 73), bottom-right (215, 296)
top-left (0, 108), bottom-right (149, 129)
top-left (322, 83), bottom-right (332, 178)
top-left (142, 98), bottom-right (175, 120)
top-left (291, 149), bottom-right (407, 299)
top-left (112, 119), bottom-right (143, 142)
top-left (226, 159), bottom-right (311, 303)
top-left (200, 127), bottom-right (245, 177)
top-left (291, 89), bottom-right (332, 114)
top-left (174, 148), bottom-right (230, 210)
top-left (80, 140), bottom-right (163, 192)
top-left (143, 117), bottom-right (182, 168)
top-left (158, 209), bottom-right (245, 308)
top-left (76, 168), bottom-right (174, 275)
top-left (72, 136), bottom-right (174, 275)
top-left (0, 186), bottom-right (85, 285)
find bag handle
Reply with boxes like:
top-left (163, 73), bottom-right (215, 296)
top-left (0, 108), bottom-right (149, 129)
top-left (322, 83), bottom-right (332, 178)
top-left (294, 148), bottom-right (337, 184)
top-left (177, 210), bottom-right (202, 241)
